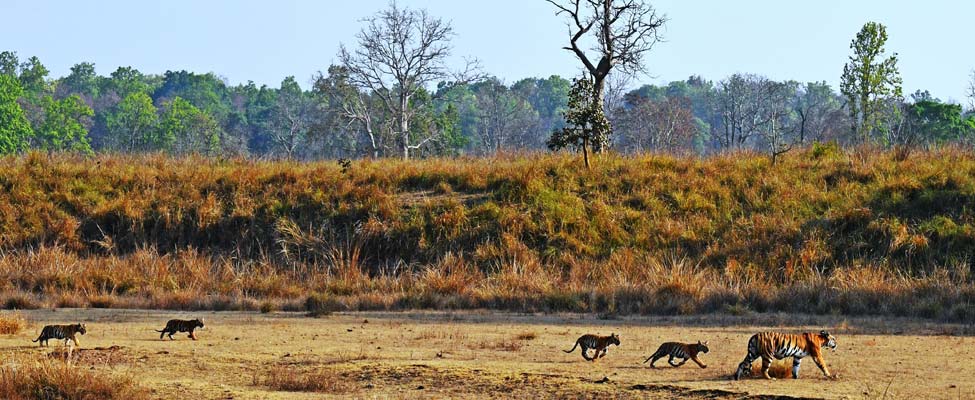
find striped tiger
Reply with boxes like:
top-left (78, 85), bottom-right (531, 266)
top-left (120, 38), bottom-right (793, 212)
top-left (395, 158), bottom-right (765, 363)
top-left (32, 323), bottom-right (87, 347)
top-left (563, 333), bottom-right (620, 362)
top-left (733, 330), bottom-right (837, 380)
top-left (156, 318), bottom-right (205, 340)
top-left (643, 340), bottom-right (709, 369)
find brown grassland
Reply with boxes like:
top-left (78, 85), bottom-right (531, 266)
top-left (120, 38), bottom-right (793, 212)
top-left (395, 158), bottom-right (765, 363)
top-left (2, 309), bottom-right (974, 399)
top-left (0, 147), bottom-right (973, 321)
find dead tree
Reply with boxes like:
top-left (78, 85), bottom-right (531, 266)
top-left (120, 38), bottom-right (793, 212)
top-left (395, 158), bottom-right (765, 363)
top-left (338, 2), bottom-right (479, 160)
top-left (546, 0), bottom-right (666, 106)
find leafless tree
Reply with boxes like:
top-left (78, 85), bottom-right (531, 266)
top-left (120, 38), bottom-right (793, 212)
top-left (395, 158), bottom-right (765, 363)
top-left (968, 69), bottom-right (975, 112)
top-left (271, 76), bottom-right (312, 159)
top-left (715, 74), bottom-right (764, 150)
top-left (338, 2), bottom-right (479, 160)
top-left (547, 0), bottom-right (666, 105)
top-left (615, 96), bottom-right (695, 153)
top-left (474, 78), bottom-right (535, 154)
top-left (760, 81), bottom-right (798, 164)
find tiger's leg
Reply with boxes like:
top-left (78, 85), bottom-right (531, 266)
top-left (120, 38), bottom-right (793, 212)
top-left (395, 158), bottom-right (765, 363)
top-left (812, 353), bottom-right (832, 378)
top-left (581, 346), bottom-right (593, 361)
top-left (676, 357), bottom-right (688, 367)
top-left (668, 355), bottom-right (680, 367)
top-left (761, 356), bottom-right (774, 380)
top-left (160, 330), bottom-right (166, 340)
top-left (189, 329), bottom-right (197, 340)
top-left (734, 354), bottom-right (755, 380)
top-left (168, 331), bottom-right (176, 340)
top-left (597, 348), bottom-right (608, 358)
top-left (691, 355), bottom-right (708, 369)
top-left (792, 357), bottom-right (802, 379)
top-left (648, 354), bottom-right (662, 368)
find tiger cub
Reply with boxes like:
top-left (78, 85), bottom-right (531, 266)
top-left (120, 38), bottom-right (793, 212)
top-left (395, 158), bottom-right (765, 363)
top-left (734, 330), bottom-right (837, 380)
top-left (156, 318), bottom-right (205, 340)
top-left (563, 333), bottom-right (620, 361)
top-left (32, 323), bottom-right (87, 347)
top-left (644, 340), bottom-right (709, 368)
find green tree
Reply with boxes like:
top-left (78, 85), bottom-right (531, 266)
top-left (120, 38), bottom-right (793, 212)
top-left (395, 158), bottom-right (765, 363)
top-left (840, 22), bottom-right (903, 144)
top-left (105, 92), bottom-right (158, 151)
top-left (0, 75), bottom-right (33, 154)
top-left (902, 97), bottom-right (971, 145)
top-left (0, 51), bottom-right (18, 77)
top-left (547, 77), bottom-right (610, 169)
top-left (60, 62), bottom-right (100, 99)
top-left (18, 56), bottom-right (49, 96)
top-left (36, 95), bottom-right (94, 153)
top-left (158, 96), bottom-right (220, 155)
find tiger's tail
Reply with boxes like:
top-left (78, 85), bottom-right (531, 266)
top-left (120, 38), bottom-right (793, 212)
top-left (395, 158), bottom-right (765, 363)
top-left (563, 341), bottom-right (579, 353)
top-left (31, 337), bottom-right (40, 342)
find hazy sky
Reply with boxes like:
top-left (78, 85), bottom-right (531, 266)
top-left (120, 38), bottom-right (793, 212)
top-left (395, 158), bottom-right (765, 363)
top-left (2, 1), bottom-right (972, 102)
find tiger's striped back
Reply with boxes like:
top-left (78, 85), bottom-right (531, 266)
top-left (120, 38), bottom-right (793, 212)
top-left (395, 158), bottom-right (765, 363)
top-left (32, 323), bottom-right (86, 347)
top-left (734, 331), bottom-right (837, 380)
top-left (563, 333), bottom-right (620, 361)
top-left (644, 341), bottom-right (709, 368)
top-left (157, 318), bottom-right (205, 340)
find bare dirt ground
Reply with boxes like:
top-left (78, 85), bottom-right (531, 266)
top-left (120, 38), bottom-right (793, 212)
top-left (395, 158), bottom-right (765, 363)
top-left (2, 309), bottom-right (974, 399)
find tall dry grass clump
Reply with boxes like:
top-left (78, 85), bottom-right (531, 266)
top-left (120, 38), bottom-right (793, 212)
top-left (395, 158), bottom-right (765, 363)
top-left (0, 313), bottom-right (28, 335)
top-left (254, 365), bottom-right (358, 394)
top-left (0, 356), bottom-right (149, 400)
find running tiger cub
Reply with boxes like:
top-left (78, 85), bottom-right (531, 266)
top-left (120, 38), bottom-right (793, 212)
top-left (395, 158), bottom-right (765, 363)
top-left (563, 333), bottom-right (620, 361)
top-left (32, 323), bottom-right (87, 347)
top-left (734, 330), bottom-right (837, 380)
top-left (644, 341), bottom-right (709, 369)
top-left (156, 318), bottom-right (205, 340)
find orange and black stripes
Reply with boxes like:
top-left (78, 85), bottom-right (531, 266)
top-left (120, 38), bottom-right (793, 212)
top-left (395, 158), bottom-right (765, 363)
top-left (644, 341), bottom-right (709, 368)
top-left (563, 333), bottom-right (620, 361)
top-left (734, 330), bottom-right (837, 380)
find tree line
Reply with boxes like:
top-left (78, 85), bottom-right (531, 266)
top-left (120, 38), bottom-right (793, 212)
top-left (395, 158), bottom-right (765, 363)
top-left (1, 1), bottom-right (973, 161)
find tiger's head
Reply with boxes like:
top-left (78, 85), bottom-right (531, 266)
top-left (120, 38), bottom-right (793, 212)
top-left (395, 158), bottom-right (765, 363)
top-left (609, 333), bottom-right (620, 346)
top-left (818, 330), bottom-right (836, 350)
top-left (76, 323), bottom-right (87, 335)
top-left (194, 319), bottom-right (205, 329)
top-left (696, 340), bottom-right (710, 353)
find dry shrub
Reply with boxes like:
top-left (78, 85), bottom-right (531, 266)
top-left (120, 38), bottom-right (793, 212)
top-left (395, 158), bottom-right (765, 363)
top-left (255, 365), bottom-right (358, 394)
top-left (0, 313), bottom-right (27, 335)
top-left (514, 332), bottom-right (537, 341)
top-left (0, 355), bottom-right (149, 399)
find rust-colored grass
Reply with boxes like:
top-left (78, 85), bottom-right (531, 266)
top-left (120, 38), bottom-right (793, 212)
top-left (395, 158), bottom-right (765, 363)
top-left (0, 355), bottom-right (149, 400)
top-left (0, 313), bottom-right (27, 335)
top-left (0, 148), bottom-right (973, 320)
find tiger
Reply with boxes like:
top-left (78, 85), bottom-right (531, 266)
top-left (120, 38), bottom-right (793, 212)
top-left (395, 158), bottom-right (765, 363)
top-left (156, 318), bottom-right (205, 340)
top-left (643, 340), bottom-right (710, 369)
top-left (733, 330), bottom-right (837, 380)
top-left (563, 333), bottom-right (620, 362)
top-left (32, 323), bottom-right (87, 347)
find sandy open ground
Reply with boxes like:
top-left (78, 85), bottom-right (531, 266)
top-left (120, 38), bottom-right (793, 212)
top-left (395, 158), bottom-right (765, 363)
top-left (1, 309), bottom-right (973, 399)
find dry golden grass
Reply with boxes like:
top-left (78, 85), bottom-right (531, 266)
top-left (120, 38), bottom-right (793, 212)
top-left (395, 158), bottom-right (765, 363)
top-left (0, 354), bottom-right (148, 400)
top-left (0, 149), bottom-right (973, 321)
top-left (0, 313), bottom-right (27, 335)
top-left (254, 365), bottom-right (359, 394)
top-left (2, 309), bottom-right (971, 399)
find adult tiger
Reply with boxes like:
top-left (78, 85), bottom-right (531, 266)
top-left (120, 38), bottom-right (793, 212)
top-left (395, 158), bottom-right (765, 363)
top-left (156, 318), bottom-right (205, 340)
top-left (563, 333), bottom-right (620, 361)
top-left (644, 340), bottom-right (709, 369)
top-left (733, 330), bottom-right (837, 380)
top-left (32, 323), bottom-right (87, 347)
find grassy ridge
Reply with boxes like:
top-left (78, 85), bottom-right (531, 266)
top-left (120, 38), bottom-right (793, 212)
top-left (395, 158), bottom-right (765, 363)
top-left (1, 147), bottom-right (973, 320)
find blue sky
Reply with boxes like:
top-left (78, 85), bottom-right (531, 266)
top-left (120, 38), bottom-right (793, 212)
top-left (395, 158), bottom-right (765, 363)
top-left (1, 1), bottom-right (972, 102)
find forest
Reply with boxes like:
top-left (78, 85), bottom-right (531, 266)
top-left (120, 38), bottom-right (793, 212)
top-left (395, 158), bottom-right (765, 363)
top-left (1, 5), bottom-right (973, 162)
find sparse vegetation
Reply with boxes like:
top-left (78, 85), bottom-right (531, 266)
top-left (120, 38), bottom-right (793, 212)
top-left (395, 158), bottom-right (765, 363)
top-left (0, 355), bottom-right (149, 400)
top-left (0, 313), bottom-right (27, 335)
top-left (0, 149), bottom-right (973, 320)
top-left (255, 365), bottom-right (358, 394)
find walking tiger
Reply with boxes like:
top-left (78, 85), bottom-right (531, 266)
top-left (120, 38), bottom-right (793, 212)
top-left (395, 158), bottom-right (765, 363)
top-left (734, 330), bottom-right (837, 380)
